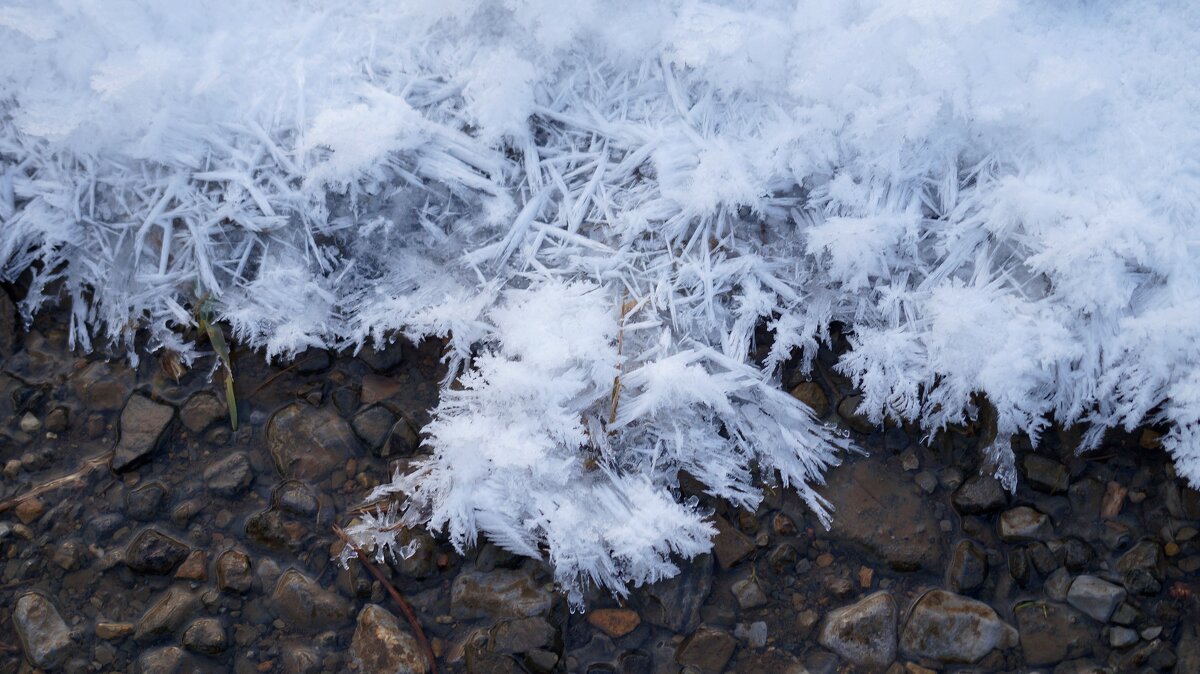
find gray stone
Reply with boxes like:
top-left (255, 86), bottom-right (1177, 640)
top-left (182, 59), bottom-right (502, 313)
top-left (182, 618), bottom-right (227, 654)
top-left (135, 586), bottom-right (199, 641)
top-left (451, 568), bottom-right (553, 620)
top-left (352, 405), bottom-right (397, 451)
top-left (266, 403), bottom-right (358, 479)
top-left (203, 451), bottom-right (253, 496)
top-left (351, 604), bottom-right (428, 674)
top-left (13, 592), bottom-right (72, 669)
top-left (1045, 568), bottom-right (1074, 601)
top-left (952, 474), bottom-right (1007, 514)
top-left (1116, 540), bottom-right (1164, 595)
top-left (489, 617), bottom-right (555, 653)
top-left (281, 645), bottom-right (322, 674)
top-left (1109, 626), bottom-right (1138, 648)
top-left (1066, 575), bottom-right (1126, 622)
top-left (126, 529), bottom-right (190, 575)
top-left (817, 591), bottom-right (897, 669)
top-left (676, 626), bottom-right (736, 674)
top-left (126, 482), bottom-right (167, 521)
top-left (180, 392), bottom-right (226, 433)
top-left (819, 456), bottom-right (946, 572)
top-left (999, 506), bottom-right (1053, 541)
top-left (900, 590), bottom-right (1017, 664)
top-left (731, 576), bottom-right (768, 609)
top-left (1015, 601), bottom-right (1096, 667)
top-left (271, 569), bottom-right (350, 632)
top-left (1024, 454), bottom-right (1070, 494)
top-left (947, 539), bottom-right (988, 594)
top-left (112, 395), bottom-right (176, 471)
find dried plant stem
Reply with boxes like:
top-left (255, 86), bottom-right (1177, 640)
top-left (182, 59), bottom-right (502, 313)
top-left (0, 451), bottom-right (113, 514)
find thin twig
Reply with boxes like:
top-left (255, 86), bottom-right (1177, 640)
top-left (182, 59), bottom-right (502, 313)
top-left (0, 451), bottom-right (113, 514)
top-left (333, 525), bottom-right (439, 674)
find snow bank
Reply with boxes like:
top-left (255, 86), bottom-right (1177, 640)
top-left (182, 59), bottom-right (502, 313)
top-left (3, 1), bottom-right (1199, 603)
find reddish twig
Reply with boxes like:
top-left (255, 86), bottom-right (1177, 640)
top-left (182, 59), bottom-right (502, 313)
top-left (333, 525), bottom-right (438, 674)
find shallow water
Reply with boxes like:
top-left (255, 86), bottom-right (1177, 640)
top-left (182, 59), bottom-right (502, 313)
top-left (1, 303), bottom-right (1198, 674)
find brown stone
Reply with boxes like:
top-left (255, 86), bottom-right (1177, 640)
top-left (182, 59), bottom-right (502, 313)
top-left (14, 497), bottom-right (45, 524)
top-left (174, 550), bottom-right (208, 581)
top-left (351, 604), bottom-right (428, 674)
top-left (587, 608), bottom-right (640, 638)
top-left (266, 403), bottom-right (357, 479)
top-left (711, 516), bottom-right (755, 569)
top-left (790, 381), bottom-right (829, 417)
top-left (1101, 481), bottom-right (1127, 518)
top-left (95, 622), bottom-right (134, 640)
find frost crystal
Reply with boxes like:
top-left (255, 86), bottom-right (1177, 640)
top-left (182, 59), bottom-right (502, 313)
top-left (3, 1), bottom-right (1200, 603)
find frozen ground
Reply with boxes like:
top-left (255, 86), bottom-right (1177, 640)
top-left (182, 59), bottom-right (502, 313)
top-left (2, 1), bottom-right (1199, 602)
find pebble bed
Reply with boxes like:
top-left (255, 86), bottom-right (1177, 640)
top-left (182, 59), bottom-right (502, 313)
top-left (0, 293), bottom-right (1198, 674)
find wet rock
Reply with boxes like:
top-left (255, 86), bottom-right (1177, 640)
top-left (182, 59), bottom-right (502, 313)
top-left (952, 474), bottom-right (1007, 514)
top-left (790, 381), bottom-right (829, 417)
top-left (998, 506), bottom-right (1053, 541)
top-left (19, 411), bottom-right (40, 432)
top-left (136, 646), bottom-right (186, 674)
top-left (819, 456), bottom-right (946, 571)
top-left (490, 617), bottom-right (556, 653)
top-left (1066, 575), bottom-right (1126, 622)
top-left (900, 590), bottom-right (1017, 664)
top-left (13, 592), bottom-right (73, 669)
top-left (203, 451), bottom-right (254, 495)
top-left (174, 550), bottom-right (208, 581)
top-left (274, 480), bottom-right (320, 517)
top-left (1061, 537), bottom-right (1095, 572)
top-left (112, 395), bottom-right (176, 471)
top-left (638, 554), bottom-right (712, 633)
top-left (351, 604), bottom-right (428, 674)
top-left (281, 645), bottom-right (322, 674)
top-left (127, 482), bottom-right (167, 521)
top-left (135, 586), bottom-right (200, 641)
top-left (731, 576), bottom-right (768, 609)
top-left (1045, 568), bottom-right (1073, 601)
top-left (947, 539), bottom-right (988, 594)
top-left (1024, 454), bottom-right (1070, 494)
top-left (587, 608), bottom-right (640, 638)
top-left (246, 508), bottom-right (304, 548)
top-left (1116, 540), bottom-right (1164, 595)
top-left (768, 543), bottom-right (798, 573)
top-left (71, 361), bottom-right (133, 411)
top-left (180, 392), bottom-right (226, 433)
top-left (14, 496), bottom-right (45, 524)
top-left (389, 528), bottom-right (437, 578)
top-left (451, 568), bottom-right (553, 620)
top-left (835, 394), bottom-right (875, 434)
top-left (216, 549), bottom-right (253, 593)
top-left (712, 515), bottom-right (755, 569)
top-left (0, 291), bottom-right (15, 357)
top-left (1015, 602), bottom-right (1096, 667)
top-left (359, 341), bottom-right (405, 372)
top-left (126, 529), bottom-right (190, 575)
top-left (1009, 548), bottom-right (1031, 587)
top-left (1109, 626), bottom-right (1138, 648)
top-left (96, 621), bottom-right (134, 640)
top-left (676, 626), bottom-right (736, 674)
top-left (1114, 639), bottom-right (1177, 671)
top-left (271, 569), bottom-right (351, 632)
top-left (352, 405), bottom-right (397, 451)
top-left (44, 406), bottom-right (68, 432)
top-left (183, 618), bottom-right (227, 654)
top-left (818, 591), bottom-right (897, 669)
top-left (266, 403), bottom-right (358, 479)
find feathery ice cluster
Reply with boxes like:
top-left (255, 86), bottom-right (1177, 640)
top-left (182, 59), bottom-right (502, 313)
top-left (2, 1), bottom-right (1199, 603)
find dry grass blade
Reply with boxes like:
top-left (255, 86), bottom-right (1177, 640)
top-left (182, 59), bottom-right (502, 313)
top-left (333, 525), bottom-right (439, 674)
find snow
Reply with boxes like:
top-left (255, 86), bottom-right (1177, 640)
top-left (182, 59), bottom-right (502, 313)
top-left (2, 0), bottom-right (1200, 604)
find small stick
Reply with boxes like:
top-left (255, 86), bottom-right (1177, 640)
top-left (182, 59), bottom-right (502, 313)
top-left (333, 525), bottom-right (439, 674)
top-left (0, 451), bottom-right (113, 514)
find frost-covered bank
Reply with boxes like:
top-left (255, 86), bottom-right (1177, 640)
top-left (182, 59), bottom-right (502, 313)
top-left (2, 1), bottom-right (1199, 603)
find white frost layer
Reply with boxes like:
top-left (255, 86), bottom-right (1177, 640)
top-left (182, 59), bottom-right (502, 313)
top-left (3, 1), bottom-right (1200, 601)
